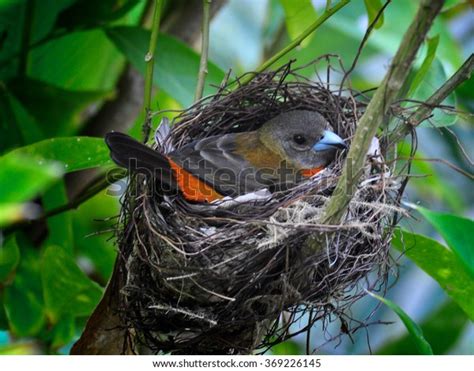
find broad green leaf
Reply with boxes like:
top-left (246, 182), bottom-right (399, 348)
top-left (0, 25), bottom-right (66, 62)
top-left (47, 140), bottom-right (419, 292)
top-left (0, 83), bottom-right (41, 154)
top-left (4, 283), bottom-right (45, 337)
top-left (412, 58), bottom-right (457, 127)
top-left (411, 205), bottom-right (474, 278)
top-left (0, 84), bottom-right (22, 152)
top-left (367, 291), bottom-right (433, 355)
top-left (50, 315), bottom-right (75, 349)
top-left (376, 300), bottom-right (468, 355)
top-left (73, 191), bottom-right (119, 282)
top-left (363, 0), bottom-right (384, 29)
top-left (41, 245), bottom-right (103, 322)
top-left (106, 26), bottom-right (226, 107)
top-left (407, 35), bottom-right (439, 98)
top-left (30, 29), bottom-right (125, 91)
top-left (55, 0), bottom-right (140, 30)
top-left (8, 77), bottom-right (114, 136)
top-left (4, 246), bottom-right (46, 337)
top-left (0, 291), bottom-right (7, 329)
top-left (0, 234), bottom-right (20, 282)
top-left (392, 229), bottom-right (474, 321)
top-left (0, 0), bottom-right (77, 79)
top-left (6, 136), bottom-right (112, 173)
top-left (4, 89), bottom-right (45, 147)
top-left (0, 152), bottom-right (63, 204)
top-left (278, 0), bottom-right (317, 47)
top-left (43, 182), bottom-right (73, 253)
top-left (0, 0), bottom-right (25, 80)
top-left (442, 0), bottom-right (464, 11)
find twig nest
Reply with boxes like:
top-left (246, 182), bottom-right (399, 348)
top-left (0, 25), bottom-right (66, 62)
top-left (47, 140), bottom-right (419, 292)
top-left (116, 59), bottom-right (404, 354)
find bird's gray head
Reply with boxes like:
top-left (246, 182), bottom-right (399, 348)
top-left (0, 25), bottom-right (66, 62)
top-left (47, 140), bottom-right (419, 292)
top-left (259, 110), bottom-right (347, 170)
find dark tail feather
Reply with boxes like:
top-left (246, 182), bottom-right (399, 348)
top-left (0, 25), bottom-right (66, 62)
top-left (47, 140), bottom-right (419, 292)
top-left (105, 132), bottom-right (176, 188)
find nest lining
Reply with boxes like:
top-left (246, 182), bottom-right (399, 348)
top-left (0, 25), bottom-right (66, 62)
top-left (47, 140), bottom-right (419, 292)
top-left (115, 58), bottom-right (407, 354)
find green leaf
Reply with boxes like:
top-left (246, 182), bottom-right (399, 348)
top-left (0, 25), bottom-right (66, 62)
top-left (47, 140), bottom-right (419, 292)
top-left (43, 182), bottom-right (73, 253)
top-left (4, 283), bottom-right (45, 337)
top-left (407, 35), bottom-right (439, 98)
top-left (411, 205), bottom-right (474, 278)
top-left (73, 192), bottom-right (119, 282)
top-left (0, 234), bottom-right (20, 282)
top-left (376, 300), bottom-right (468, 355)
top-left (55, 0), bottom-right (140, 30)
top-left (412, 58), bottom-right (457, 127)
top-left (50, 315), bottom-right (75, 349)
top-left (8, 77), bottom-right (114, 136)
top-left (106, 26), bottom-right (226, 107)
top-left (363, 0), bottom-right (384, 29)
top-left (30, 29), bottom-right (125, 91)
top-left (367, 291), bottom-right (433, 355)
top-left (392, 229), bottom-right (474, 321)
top-left (0, 83), bottom-right (44, 154)
top-left (4, 246), bottom-right (46, 337)
top-left (0, 0), bottom-right (25, 80)
top-left (0, 292), bottom-right (8, 330)
top-left (278, 0), bottom-right (317, 47)
top-left (442, 0), bottom-right (463, 11)
top-left (41, 245), bottom-right (103, 323)
top-left (5, 136), bottom-right (112, 173)
top-left (0, 152), bottom-right (63, 204)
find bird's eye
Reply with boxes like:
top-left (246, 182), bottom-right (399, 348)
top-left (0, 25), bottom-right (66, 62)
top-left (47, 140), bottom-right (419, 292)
top-left (293, 134), bottom-right (307, 145)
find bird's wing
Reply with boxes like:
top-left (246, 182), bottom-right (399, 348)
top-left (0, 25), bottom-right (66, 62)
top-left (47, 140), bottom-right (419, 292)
top-left (168, 132), bottom-right (278, 197)
top-left (105, 132), bottom-right (177, 189)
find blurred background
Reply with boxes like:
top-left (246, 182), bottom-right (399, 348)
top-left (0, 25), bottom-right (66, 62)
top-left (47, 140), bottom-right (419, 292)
top-left (0, 0), bottom-right (472, 355)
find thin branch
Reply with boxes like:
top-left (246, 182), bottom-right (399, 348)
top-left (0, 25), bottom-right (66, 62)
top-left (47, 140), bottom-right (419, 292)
top-left (320, 0), bottom-right (445, 226)
top-left (143, 0), bottom-right (163, 142)
top-left (194, 0), bottom-right (212, 101)
top-left (389, 53), bottom-right (474, 143)
top-left (408, 53), bottom-right (473, 126)
top-left (339, 0), bottom-right (391, 93)
top-left (398, 156), bottom-right (473, 180)
top-left (238, 0), bottom-right (351, 86)
top-left (6, 168), bottom-right (126, 232)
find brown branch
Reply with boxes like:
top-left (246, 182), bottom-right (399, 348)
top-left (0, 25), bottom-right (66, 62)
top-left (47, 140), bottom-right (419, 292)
top-left (320, 0), bottom-right (445, 226)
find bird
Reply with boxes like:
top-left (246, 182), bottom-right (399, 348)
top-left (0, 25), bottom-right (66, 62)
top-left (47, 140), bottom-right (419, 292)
top-left (105, 110), bottom-right (347, 203)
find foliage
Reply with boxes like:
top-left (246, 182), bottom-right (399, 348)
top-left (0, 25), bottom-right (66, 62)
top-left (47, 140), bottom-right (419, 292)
top-left (0, 0), bottom-right (472, 355)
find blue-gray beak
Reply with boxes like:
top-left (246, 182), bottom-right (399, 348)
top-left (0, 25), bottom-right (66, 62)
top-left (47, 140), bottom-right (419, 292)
top-left (313, 130), bottom-right (347, 151)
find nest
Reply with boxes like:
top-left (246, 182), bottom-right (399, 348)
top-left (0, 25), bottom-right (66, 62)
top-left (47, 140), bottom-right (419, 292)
top-left (115, 58), bottom-right (409, 354)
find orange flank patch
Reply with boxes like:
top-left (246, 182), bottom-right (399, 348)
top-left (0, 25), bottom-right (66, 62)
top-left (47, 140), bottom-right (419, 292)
top-left (300, 166), bottom-right (324, 178)
top-left (167, 158), bottom-right (224, 203)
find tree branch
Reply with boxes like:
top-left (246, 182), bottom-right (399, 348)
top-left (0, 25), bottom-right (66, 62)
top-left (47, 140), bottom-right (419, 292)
top-left (390, 53), bottom-right (474, 143)
top-left (194, 0), bottom-right (212, 101)
top-left (143, 0), bottom-right (163, 142)
top-left (409, 54), bottom-right (474, 125)
top-left (320, 0), bottom-right (445, 226)
top-left (239, 0), bottom-right (351, 86)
